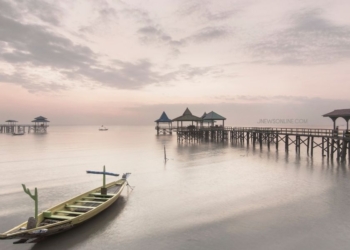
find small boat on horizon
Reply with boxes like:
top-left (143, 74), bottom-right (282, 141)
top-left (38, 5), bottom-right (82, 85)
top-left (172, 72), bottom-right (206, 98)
top-left (12, 131), bottom-right (25, 136)
top-left (99, 125), bottom-right (108, 131)
top-left (0, 167), bottom-right (131, 244)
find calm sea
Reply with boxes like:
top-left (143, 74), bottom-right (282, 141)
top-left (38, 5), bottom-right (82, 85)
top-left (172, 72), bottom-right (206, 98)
top-left (1, 126), bottom-right (350, 250)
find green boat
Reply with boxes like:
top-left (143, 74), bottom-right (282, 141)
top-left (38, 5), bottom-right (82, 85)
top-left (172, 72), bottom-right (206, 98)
top-left (0, 167), bottom-right (131, 244)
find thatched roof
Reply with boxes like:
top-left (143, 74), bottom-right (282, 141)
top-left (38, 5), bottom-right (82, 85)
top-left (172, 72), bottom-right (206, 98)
top-left (5, 120), bottom-right (17, 123)
top-left (203, 111), bottom-right (226, 120)
top-left (155, 112), bottom-right (172, 123)
top-left (323, 109), bottom-right (350, 118)
top-left (172, 108), bottom-right (202, 122)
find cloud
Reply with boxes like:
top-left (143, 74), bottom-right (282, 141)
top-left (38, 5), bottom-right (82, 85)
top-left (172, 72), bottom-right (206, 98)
top-left (0, 1), bottom-right (222, 92)
top-left (79, 0), bottom-right (118, 33)
top-left (137, 24), bottom-right (184, 55)
top-left (250, 9), bottom-right (350, 64)
top-left (186, 26), bottom-right (231, 43)
top-left (0, 8), bottom-right (222, 91)
top-left (0, 0), bottom-right (61, 25)
top-left (178, 0), bottom-right (238, 21)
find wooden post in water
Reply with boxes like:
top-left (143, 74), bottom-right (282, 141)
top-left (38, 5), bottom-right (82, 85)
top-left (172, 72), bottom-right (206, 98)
top-left (337, 140), bottom-right (341, 160)
top-left (259, 133), bottom-right (262, 148)
top-left (311, 136), bottom-right (314, 156)
top-left (322, 137), bottom-right (325, 156)
top-left (341, 141), bottom-right (347, 162)
top-left (164, 145), bottom-right (167, 162)
top-left (327, 137), bottom-right (330, 158)
top-left (276, 134), bottom-right (279, 150)
top-left (331, 139), bottom-right (334, 159)
top-left (295, 136), bottom-right (298, 153)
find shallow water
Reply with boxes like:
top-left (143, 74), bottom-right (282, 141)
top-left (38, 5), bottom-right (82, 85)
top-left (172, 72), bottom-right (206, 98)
top-left (0, 126), bottom-right (350, 250)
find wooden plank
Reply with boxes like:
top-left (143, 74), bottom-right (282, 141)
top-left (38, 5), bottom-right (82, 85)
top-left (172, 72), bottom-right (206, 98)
top-left (56, 210), bottom-right (85, 215)
top-left (66, 205), bottom-right (95, 209)
top-left (82, 197), bottom-right (109, 201)
top-left (77, 200), bottom-right (104, 204)
top-left (91, 193), bottom-right (114, 197)
top-left (45, 215), bottom-right (75, 220)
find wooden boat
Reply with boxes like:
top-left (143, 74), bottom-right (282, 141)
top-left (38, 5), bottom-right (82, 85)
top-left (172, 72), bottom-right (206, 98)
top-left (12, 131), bottom-right (25, 135)
top-left (99, 125), bottom-right (108, 131)
top-left (0, 167), bottom-right (131, 244)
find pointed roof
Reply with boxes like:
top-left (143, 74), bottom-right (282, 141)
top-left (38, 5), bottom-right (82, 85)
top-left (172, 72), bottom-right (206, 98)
top-left (155, 112), bottom-right (172, 123)
top-left (323, 109), bottom-right (350, 118)
top-left (32, 116), bottom-right (50, 122)
top-left (203, 111), bottom-right (226, 120)
top-left (5, 120), bottom-right (17, 123)
top-left (34, 116), bottom-right (47, 120)
top-left (172, 108), bottom-right (202, 122)
top-left (201, 112), bottom-right (207, 119)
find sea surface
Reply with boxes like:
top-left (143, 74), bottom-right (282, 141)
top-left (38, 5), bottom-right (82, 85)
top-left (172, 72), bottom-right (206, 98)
top-left (1, 126), bottom-right (350, 250)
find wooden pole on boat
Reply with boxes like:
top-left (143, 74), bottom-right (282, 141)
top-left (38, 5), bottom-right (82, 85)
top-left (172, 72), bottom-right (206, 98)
top-left (103, 165), bottom-right (106, 188)
top-left (22, 184), bottom-right (38, 226)
top-left (87, 166), bottom-right (119, 195)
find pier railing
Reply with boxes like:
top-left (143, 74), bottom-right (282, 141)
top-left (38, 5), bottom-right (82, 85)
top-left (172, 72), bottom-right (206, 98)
top-left (175, 126), bottom-right (349, 138)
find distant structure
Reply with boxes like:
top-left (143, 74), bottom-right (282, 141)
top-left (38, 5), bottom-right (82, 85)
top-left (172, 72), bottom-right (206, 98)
top-left (5, 120), bottom-right (18, 133)
top-left (0, 116), bottom-right (50, 134)
top-left (172, 108), bottom-right (202, 128)
top-left (154, 108), bottom-right (227, 134)
top-left (202, 111), bottom-right (226, 127)
top-left (155, 112), bottom-right (172, 135)
top-left (31, 116), bottom-right (50, 133)
top-left (323, 109), bottom-right (350, 131)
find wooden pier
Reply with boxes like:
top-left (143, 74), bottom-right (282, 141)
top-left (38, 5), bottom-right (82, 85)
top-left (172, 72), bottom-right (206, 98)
top-left (0, 124), bottom-right (49, 134)
top-left (0, 116), bottom-right (50, 134)
top-left (177, 126), bottom-right (350, 162)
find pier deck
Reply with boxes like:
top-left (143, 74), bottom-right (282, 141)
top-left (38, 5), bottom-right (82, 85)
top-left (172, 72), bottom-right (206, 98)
top-left (176, 126), bottom-right (350, 162)
top-left (0, 124), bottom-right (49, 134)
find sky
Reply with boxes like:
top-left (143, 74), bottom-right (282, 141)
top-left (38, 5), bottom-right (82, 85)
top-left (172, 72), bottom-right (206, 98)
top-left (0, 0), bottom-right (349, 126)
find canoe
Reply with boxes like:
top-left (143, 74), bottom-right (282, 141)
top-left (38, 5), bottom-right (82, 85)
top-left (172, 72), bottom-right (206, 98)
top-left (0, 172), bottom-right (131, 244)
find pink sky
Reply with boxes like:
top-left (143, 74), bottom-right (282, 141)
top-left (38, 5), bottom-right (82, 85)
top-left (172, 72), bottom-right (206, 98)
top-left (0, 0), bottom-right (350, 126)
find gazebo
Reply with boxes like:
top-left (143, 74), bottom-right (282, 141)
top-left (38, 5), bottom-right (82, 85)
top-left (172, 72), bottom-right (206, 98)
top-left (172, 108), bottom-right (202, 129)
top-left (32, 116), bottom-right (50, 133)
top-left (323, 109), bottom-right (350, 131)
top-left (155, 112), bottom-right (172, 135)
top-left (202, 111), bottom-right (226, 127)
top-left (5, 120), bottom-right (18, 126)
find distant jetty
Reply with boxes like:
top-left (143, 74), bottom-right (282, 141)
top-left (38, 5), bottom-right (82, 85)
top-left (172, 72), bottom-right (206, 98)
top-left (0, 116), bottom-right (50, 134)
top-left (155, 108), bottom-right (350, 162)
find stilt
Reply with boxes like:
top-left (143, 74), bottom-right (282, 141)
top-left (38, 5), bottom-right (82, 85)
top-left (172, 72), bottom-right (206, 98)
top-left (341, 141), bottom-right (347, 162)
top-left (259, 133), bottom-right (262, 148)
top-left (331, 139), bottom-right (334, 159)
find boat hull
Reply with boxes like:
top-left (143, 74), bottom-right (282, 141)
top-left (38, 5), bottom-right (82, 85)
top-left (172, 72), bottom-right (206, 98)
top-left (0, 179), bottom-right (127, 241)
